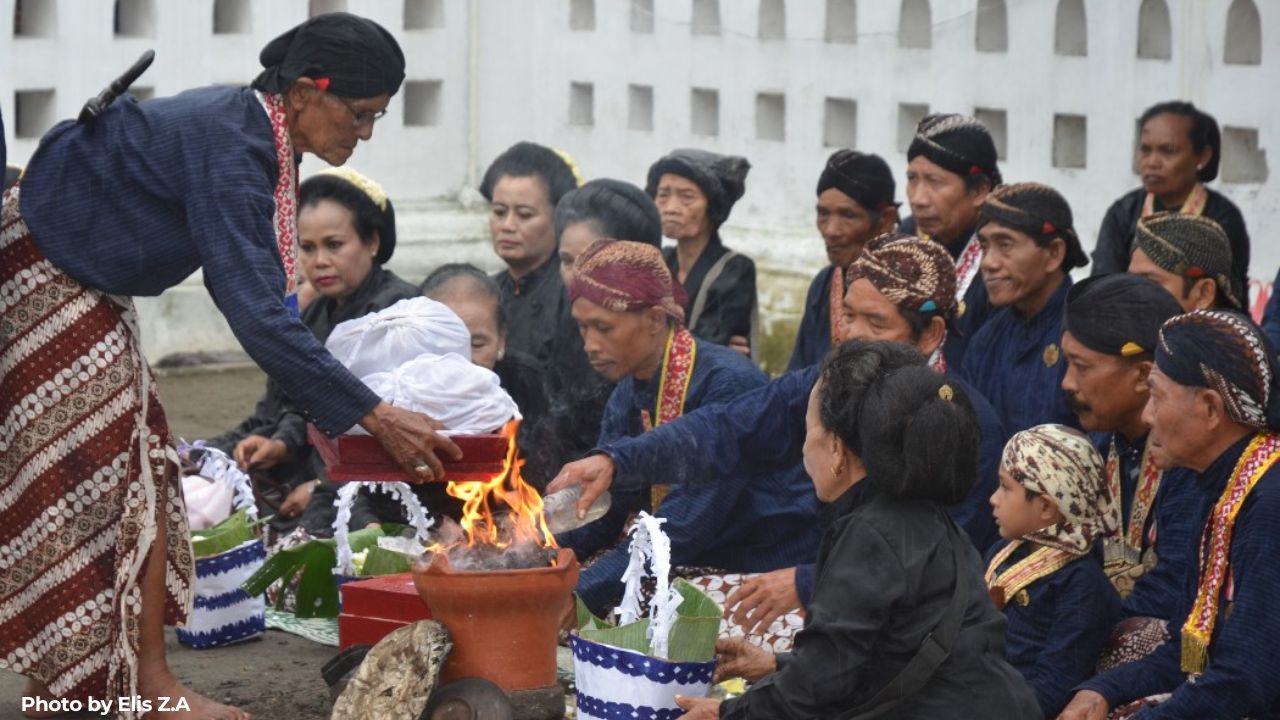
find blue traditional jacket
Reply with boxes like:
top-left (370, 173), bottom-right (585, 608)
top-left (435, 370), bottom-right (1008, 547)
top-left (986, 539), bottom-right (1121, 717)
top-left (1078, 433), bottom-right (1280, 718)
top-left (962, 276), bottom-right (1078, 435)
top-left (558, 339), bottom-right (820, 615)
top-left (18, 86), bottom-right (379, 435)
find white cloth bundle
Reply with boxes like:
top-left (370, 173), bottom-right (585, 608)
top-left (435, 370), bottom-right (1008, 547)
top-left (327, 297), bottom-right (519, 435)
top-left (325, 297), bottom-right (472, 379)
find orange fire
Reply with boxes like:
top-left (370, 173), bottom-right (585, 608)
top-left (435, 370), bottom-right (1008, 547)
top-left (443, 419), bottom-right (557, 549)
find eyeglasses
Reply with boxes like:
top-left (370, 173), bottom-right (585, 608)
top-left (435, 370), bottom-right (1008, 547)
top-left (332, 94), bottom-right (388, 127)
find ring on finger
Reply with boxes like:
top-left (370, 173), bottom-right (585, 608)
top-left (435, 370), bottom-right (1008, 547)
top-left (414, 463), bottom-right (432, 475)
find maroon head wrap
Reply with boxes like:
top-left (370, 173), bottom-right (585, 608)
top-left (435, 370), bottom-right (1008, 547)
top-left (569, 240), bottom-right (686, 322)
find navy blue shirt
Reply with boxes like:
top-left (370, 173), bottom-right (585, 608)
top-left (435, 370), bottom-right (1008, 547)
top-left (1079, 433), bottom-right (1280, 718)
top-left (18, 86), bottom-right (379, 435)
top-left (986, 540), bottom-right (1120, 717)
top-left (1094, 432), bottom-right (1208, 621)
top-left (787, 265), bottom-right (838, 373)
top-left (558, 338), bottom-right (819, 615)
top-left (601, 357), bottom-right (1005, 609)
top-left (962, 275), bottom-right (1077, 435)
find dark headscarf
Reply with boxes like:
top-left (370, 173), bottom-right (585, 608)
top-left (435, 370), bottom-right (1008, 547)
top-left (252, 13), bottom-right (406, 99)
top-left (1064, 274), bottom-right (1182, 358)
top-left (645, 149), bottom-right (750, 231)
top-left (554, 178), bottom-right (662, 247)
top-left (907, 113), bottom-right (1002, 185)
top-left (846, 234), bottom-right (957, 321)
top-left (1134, 213), bottom-right (1239, 308)
top-left (816, 150), bottom-right (898, 213)
top-left (569, 240), bottom-right (685, 322)
top-left (1156, 310), bottom-right (1280, 431)
top-left (977, 182), bottom-right (1088, 270)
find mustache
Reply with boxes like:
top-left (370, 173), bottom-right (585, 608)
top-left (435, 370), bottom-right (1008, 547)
top-left (1065, 393), bottom-right (1090, 415)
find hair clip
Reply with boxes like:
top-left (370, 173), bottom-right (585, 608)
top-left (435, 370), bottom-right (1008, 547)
top-left (939, 384), bottom-right (954, 402)
top-left (1042, 221), bottom-right (1056, 235)
top-left (920, 299), bottom-right (938, 312)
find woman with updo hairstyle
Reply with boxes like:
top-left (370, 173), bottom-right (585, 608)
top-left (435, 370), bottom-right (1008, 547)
top-left (208, 167), bottom-right (419, 533)
top-left (677, 342), bottom-right (1040, 719)
top-left (480, 141), bottom-right (583, 368)
top-left (554, 177), bottom-right (663, 286)
top-left (1092, 100), bottom-right (1250, 300)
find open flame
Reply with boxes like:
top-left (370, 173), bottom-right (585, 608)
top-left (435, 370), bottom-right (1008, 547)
top-left (438, 419), bottom-right (557, 551)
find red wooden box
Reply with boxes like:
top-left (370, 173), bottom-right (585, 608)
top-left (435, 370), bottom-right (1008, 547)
top-left (337, 573), bottom-right (432, 650)
top-left (308, 424), bottom-right (508, 483)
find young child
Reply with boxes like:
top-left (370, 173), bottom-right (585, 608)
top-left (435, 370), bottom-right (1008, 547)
top-left (987, 423), bottom-right (1121, 718)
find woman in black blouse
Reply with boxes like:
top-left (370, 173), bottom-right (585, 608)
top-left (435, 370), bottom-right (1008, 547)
top-left (1091, 101), bottom-right (1250, 301)
top-left (676, 342), bottom-right (1040, 720)
top-left (646, 149), bottom-right (759, 357)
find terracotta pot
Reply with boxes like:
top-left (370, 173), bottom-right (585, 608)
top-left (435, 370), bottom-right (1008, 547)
top-left (412, 547), bottom-right (579, 692)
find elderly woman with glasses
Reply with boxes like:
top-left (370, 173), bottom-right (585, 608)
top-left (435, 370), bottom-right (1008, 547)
top-left (0, 13), bottom-right (458, 720)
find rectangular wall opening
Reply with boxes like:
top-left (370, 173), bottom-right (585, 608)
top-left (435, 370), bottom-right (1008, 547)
top-left (824, 98), bottom-right (857, 147)
top-left (404, 80), bottom-right (442, 127)
top-left (628, 84), bottom-right (654, 131)
top-left (691, 88), bottom-right (719, 136)
top-left (570, 82), bottom-right (594, 126)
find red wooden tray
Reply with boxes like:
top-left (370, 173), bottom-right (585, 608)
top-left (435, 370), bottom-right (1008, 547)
top-left (308, 424), bottom-right (509, 483)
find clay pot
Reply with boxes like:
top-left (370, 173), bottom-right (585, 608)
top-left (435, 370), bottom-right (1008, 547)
top-left (412, 547), bottom-right (579, 692)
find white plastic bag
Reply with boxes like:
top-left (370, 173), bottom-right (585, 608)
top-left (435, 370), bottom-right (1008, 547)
top-left (348, 353), bottom-right (519, 435)
top-left (325, 297), bottom-right (471, 380)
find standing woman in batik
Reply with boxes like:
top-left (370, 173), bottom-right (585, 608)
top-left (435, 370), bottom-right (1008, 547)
top-left (0, 13), bottom-right (460, 719)
top-left (1090, 101), bottom-right (1251, 300)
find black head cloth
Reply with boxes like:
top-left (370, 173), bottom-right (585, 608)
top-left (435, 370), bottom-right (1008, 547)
top-left (253, 13), bottom-right (406, 99)
top-left (1156, 310), bottom-right (1280, 431)
top-left (1064, 274), bottom-right (1183, 358)
top-left (816, 150), bottom-right (898, 214)
top-left (977, 182), bottom-right (1089, 270)
top-left (907, 113), bottom-right (1002, 185)
top-left (645, 149), bottom-right (751, 231)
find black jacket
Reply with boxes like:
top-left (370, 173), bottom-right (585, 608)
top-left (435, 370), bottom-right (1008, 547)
top-left (1091, 186), bottom-right (1250, 302)
top-left (721, 485), bottom-right (1042, 720)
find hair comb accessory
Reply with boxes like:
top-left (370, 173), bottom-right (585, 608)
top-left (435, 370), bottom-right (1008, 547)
top-left (920, 299), bottom-right (938, 312)
top-left (1042, 221), bottom-right (1056, 235)
top-left (938, 384), bottom-right (954, 402)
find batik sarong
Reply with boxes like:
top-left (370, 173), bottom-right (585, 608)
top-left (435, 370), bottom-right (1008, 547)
top-left (0, 183), bottom-right (194, 712)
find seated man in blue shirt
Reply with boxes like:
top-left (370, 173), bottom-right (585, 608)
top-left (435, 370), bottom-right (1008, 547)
top-left (556, 239), bottom-right (819, 615)
top-left (550, 234), bottom-right (1007, 638)
top-left (1061, 274), bottom-right (1207, 668)
top-left (1060, 311), bottom-right (1280, 720)
top-left (962, 182), bottom-right (1089, 435)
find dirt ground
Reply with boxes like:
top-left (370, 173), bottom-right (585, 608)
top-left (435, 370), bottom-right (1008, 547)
top-left (0, 364), bottom-right (341, 720)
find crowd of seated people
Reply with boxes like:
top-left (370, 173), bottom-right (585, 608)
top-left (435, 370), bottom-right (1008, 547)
top-left (209, 98), bottom-right (1280, 718)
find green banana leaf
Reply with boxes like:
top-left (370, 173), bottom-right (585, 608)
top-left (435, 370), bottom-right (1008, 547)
top-left (189, 509), bottom-right (264, 559)
top-left (578, 618), bottom-right (652, 655)
top-left (573, 579), bottom-right (722, 662)
top-left (575, 596), bottom-right (611, 631)
top-left (359, 546), bottom-right (413, 576)
top-left (239, 524), bottom-right (415, 618)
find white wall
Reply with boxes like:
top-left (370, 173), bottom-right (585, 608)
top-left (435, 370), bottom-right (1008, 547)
top-left (2, 0), bottom-right (1276, 360)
